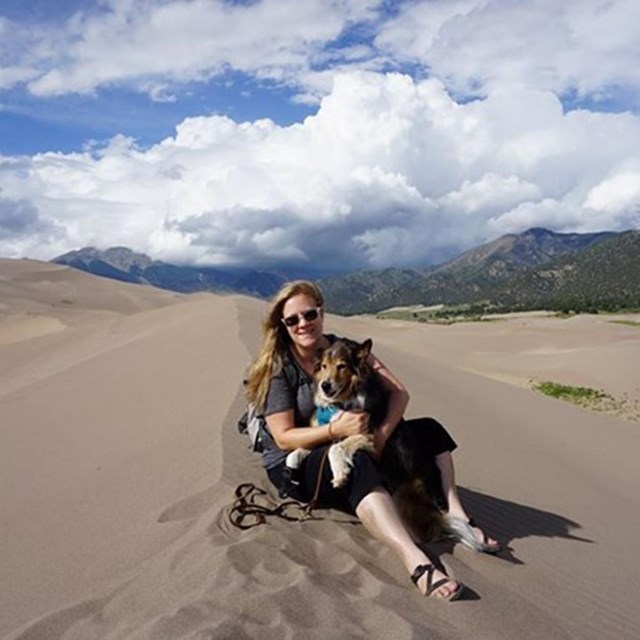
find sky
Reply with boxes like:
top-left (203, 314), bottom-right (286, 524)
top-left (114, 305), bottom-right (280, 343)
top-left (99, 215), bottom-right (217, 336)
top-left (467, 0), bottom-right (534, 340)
top-left (1, 0), bottom-right (640, 271)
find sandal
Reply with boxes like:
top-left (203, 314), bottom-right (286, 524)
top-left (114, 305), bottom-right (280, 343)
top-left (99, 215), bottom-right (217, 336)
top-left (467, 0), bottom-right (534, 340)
top-left (466, 517), bottom-right (501, 554)
top-left (410, 564), bottom-right (465, 601)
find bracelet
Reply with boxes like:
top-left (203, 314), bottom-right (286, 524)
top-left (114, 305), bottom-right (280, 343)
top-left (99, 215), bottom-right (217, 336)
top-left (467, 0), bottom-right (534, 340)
top-left (328, 422), bottom-right (335, 440)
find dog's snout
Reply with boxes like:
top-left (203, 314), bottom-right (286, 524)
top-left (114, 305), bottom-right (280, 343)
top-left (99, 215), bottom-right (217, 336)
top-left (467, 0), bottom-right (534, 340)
top-left (321, 380), bottom-right (333, 395)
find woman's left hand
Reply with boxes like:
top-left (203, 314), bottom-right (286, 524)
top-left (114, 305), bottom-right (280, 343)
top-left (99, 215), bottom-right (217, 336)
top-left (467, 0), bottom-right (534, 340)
top-left (332, 409), bottom-right (370, 438)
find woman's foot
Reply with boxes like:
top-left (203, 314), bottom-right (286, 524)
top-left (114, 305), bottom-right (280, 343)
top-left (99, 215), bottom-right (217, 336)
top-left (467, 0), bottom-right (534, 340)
top-left (411, 564), bottom-right (464, 601)
top-left (467, 518), bottom-right (501, 552)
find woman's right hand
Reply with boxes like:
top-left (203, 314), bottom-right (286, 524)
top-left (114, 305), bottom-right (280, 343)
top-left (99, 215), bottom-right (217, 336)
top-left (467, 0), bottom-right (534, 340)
top-left (333, 410), bottom-right (370, 438)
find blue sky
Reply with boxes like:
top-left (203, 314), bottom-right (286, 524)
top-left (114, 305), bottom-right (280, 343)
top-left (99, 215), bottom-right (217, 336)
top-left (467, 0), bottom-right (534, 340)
top-left (1, 0), bottom-right (639, 269)
top-left (1, 72), bottom-right (315, 155)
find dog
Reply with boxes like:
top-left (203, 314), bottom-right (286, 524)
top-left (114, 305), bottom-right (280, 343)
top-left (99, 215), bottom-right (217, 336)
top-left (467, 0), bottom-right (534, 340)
top-left (286, 337), bottom-right (490, 548)
top-left (286, 338), bottom-right (381, 488)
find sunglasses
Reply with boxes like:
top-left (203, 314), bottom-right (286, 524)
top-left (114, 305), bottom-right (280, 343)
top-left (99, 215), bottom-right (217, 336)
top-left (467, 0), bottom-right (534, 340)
top-left (282, 307), bottom-right (321, 327)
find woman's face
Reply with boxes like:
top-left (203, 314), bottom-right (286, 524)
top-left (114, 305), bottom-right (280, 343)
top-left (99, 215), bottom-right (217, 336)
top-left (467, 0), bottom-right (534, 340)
top-left (281, 293), bottom-right (324, 352)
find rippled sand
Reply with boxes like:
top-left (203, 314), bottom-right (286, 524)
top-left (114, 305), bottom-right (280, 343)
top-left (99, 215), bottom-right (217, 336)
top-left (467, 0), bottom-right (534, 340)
top-left (2, 258), bottom-right (639, 640)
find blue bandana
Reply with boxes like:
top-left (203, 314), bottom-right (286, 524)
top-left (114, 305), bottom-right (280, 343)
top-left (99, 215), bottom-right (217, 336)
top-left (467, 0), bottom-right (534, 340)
top-left (314, 405), bottom-right (341, 425)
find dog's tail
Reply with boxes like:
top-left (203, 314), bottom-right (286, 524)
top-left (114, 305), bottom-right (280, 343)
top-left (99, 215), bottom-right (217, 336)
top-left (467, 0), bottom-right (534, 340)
top-left (393, 480), bottom-right (489, 551)
top-left (440, 515), bottom-right (490, 552)
top-left (393, 478), bottom-right (445, 542)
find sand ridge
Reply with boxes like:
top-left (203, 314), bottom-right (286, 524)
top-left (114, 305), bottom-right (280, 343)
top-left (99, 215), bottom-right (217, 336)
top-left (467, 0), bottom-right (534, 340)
top-left (338, 311), bottom-right (640, 422)
top-left (2, 259), bottom-right (640, 639)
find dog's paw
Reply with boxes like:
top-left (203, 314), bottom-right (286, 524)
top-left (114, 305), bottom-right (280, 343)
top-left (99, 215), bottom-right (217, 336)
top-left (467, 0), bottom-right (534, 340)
top-left (331, 472), bottom-right (347, 488)
top-left (286, 448), bottom-right (310, 470)
top-left (330, 459), bottom-right (350, 488)
top-left (328, 444), bottom-right (351, 488)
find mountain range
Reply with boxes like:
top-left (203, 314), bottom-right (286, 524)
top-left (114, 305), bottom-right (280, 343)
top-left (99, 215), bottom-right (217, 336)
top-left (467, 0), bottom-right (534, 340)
top-left (52, 227), bottom-right (640, 314)
top-left (319, 227), bottom-right (626, 313)
top-left (52, 246), bottom-right (291, 298)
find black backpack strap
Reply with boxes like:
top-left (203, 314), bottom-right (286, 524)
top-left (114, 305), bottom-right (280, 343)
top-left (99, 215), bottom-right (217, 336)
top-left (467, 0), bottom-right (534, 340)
top-left (281, 355), bottom-right (299, 388)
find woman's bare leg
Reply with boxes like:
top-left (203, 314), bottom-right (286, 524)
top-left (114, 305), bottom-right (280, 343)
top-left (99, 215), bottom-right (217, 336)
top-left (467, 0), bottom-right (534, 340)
top-left (356, 488), bottom-right (461, 598)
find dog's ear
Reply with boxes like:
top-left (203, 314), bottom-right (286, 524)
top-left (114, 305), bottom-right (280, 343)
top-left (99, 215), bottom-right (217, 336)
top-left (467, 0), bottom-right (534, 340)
top-left (313, 347), bottom-right (325, 371)
top-left (356, 338), bottom-right (373, 363)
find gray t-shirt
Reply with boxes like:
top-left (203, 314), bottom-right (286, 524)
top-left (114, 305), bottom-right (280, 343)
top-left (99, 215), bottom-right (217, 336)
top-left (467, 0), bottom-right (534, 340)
top-left (261, 334), bottom-right (337, 469)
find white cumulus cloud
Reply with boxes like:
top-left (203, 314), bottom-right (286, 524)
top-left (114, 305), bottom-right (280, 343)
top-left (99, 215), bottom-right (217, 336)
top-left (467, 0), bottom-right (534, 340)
top-left (1, 0), bottom-right (378, 100)
top-left (1, 72), bottom-right (639, 268)
top-left (376, 0), bottom-right (640, 103)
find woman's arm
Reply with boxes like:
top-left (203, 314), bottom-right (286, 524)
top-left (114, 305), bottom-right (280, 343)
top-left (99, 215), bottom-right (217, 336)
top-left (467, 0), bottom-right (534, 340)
top-left (266, 411), bottom-right (331, 451)
top-left (266, 409), bottom-right (370, 452)
top-left (369, 353), bottom-right (410, 458)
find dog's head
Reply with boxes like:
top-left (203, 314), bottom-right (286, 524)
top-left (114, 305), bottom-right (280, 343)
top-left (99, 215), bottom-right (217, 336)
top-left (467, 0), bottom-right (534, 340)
top-left (313, 338), bottom-right (373, 406)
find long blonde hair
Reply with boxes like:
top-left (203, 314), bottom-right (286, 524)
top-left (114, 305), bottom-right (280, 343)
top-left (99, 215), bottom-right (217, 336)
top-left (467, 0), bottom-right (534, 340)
top-left (245, 280), bottom-right (324, 411)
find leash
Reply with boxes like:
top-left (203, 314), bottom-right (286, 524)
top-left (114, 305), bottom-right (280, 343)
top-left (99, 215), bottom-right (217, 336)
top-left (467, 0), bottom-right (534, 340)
top-left (228, 483), bottom-right (308, 529)
top-left (228, 448), bottom-right (332, 529)
top-left (303, 446), bottom-right (330, 519)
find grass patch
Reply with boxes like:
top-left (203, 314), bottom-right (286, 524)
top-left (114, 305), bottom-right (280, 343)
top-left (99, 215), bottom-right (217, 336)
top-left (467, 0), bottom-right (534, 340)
top-left (376, 305), bottom-right (500, 324)
top-left (532, 380), bottom-right (640, 422)
top-left (533, 381), bottom-right (609, 403)
top-left (609, 319), bottom-right (640, 327)
top-left (533, 380), bottom-right (617, 412)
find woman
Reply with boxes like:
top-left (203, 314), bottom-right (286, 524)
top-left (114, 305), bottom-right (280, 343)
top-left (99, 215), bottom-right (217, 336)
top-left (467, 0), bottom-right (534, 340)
top-left (245, 281), bottom-right (499, 601)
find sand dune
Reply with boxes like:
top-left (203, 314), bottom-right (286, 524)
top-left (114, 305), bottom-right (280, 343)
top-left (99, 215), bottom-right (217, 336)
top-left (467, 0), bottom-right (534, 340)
top-left (2, 259), bottom-right (639, 639)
